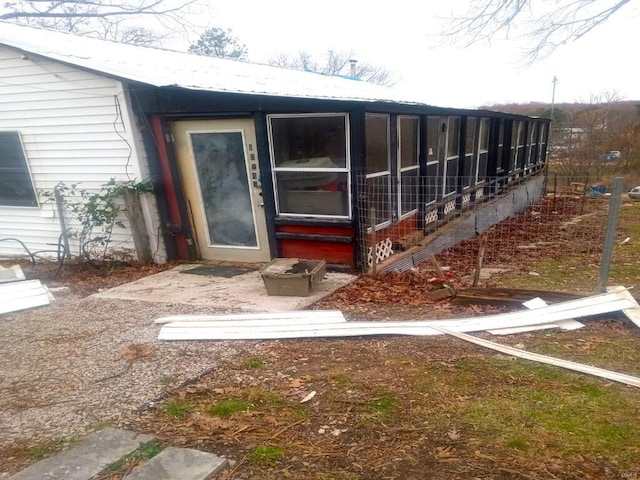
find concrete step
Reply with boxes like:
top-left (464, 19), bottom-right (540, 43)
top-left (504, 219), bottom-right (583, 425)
top-left (123, 446), bottom-right (227, 480)
top-left (9, 428), bottom-right (153, 480)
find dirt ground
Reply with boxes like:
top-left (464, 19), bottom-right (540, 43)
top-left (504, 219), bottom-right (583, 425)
top-left (3, 195), bottom-right (640, 479)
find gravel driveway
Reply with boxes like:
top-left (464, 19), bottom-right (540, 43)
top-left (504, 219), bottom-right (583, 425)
top-left (0, 295), bottom-right (252, 456)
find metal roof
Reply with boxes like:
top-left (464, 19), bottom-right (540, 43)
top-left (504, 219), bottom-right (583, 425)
top-left (0, 21), bottom-right (433, 106)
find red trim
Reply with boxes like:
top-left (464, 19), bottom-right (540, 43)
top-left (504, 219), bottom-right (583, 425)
top-left (150, 114), bottom-right (189, 259)
top-left (279, 240), bottom-right (353, 265)
top-left (277, 225), bottom-right (353, 235)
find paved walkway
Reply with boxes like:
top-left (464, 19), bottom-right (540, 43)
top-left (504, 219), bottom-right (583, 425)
top-left (9, 428), bottom-right (227, 480)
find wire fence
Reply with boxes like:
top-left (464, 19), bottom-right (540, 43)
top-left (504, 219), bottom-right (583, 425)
top-left (356, 174), bottom-right (615, 285)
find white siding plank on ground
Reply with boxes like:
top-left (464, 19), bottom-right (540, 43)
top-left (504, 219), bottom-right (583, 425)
top-left (0, 44), bottom-right (152, 260)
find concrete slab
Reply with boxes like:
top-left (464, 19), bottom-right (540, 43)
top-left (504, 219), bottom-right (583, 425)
top-left (9, 428), bottom-right (153, 480)
top-left (123, 447), bottom-right (227, 480)
top-left (92, 264), bottom-right (356, 312)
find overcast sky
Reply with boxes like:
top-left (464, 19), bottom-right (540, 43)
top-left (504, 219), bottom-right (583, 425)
top-left (178, 0), bottom-right (640, 109)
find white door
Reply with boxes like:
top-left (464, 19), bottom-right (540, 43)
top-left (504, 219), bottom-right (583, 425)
top-left (172, 119), bottom-right (271, 262)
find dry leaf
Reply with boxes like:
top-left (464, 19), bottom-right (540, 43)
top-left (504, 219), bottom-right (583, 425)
top-left (435, 445), bottom-right (458, 462)
top-left (446, 428), bottom-right (461, 441)
top-left (290, 378), bottom-right (303, 388)
top-left (121, 344), bottom-right (156, 360)
top-left (300, 391), bottom-right (316, 403)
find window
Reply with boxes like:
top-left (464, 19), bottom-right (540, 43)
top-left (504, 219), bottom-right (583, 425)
top-left (268, 114), bottom-right (350, 217)
top-left (463, 117), bottom-right (476, 185)
top-left (538, 123), bottom-right (547, 163)
top-left (425, 117), bottom-right (440, 205)
top-left (0, 131), bottom-right (38, 207)
top-left (398, 116), bottom-right (419, 217)
top-left (527, 122), bottom-right (539, 166)
top-left (475, 118), bottom-right (490, 183)
top-left (444, 116), bottom-right (460, 196)
top-left (365, 114), bottom-right (390, 228)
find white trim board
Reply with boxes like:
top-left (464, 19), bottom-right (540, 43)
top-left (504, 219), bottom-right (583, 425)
top-left (158, 290), bottom-right (636, 341)
top-left (433, 326), bottom-right (640, 389)
top-left (0, 264), bottom-right (26, 284)
top-left (0, 279), bottom-right (51, 315)
top-left (608, 286), bottom-right (640, 328)
top-left (155, 310), bottom-right (346, 325)
top-left (487, 296), bottom-right (584, 335)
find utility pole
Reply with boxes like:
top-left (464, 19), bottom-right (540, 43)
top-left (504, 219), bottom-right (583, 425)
top-left (550, 75), bottom-right (558, 121)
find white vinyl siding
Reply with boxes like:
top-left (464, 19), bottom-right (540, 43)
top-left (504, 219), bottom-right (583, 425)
top-left (0, 45), bottom-right (160, 260)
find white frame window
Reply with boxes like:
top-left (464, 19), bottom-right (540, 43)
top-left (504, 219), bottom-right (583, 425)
top-left (443, 116), bottom-right (460, 197)
top-left (365, 113), bottom-right (391, 230)
top-left (527, 121), bottom-right (539, 166)
top-left (510, 120), bottom-right (524, 172)
top-left (0, 131), bottom-right (38, 208)
top-left (475, 117), bottom-right (490, 184)
top-left (538, 123), bottom-right (547, 163)
top-left (397, 115), bottom-right (420, 218)
top-left (425, 116), bottom-right (440, 207)
top-left (267, 113), bottom-right (351, 219)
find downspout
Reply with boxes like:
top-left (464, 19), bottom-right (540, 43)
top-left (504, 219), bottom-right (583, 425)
top-left (149, 114), bottom-right (193, 260)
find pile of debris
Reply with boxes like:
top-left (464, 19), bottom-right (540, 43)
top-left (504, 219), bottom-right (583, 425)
top-left (155, 288), bottom-right (640, 388)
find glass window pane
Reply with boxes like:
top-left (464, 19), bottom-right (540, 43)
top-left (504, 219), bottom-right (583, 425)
top-left (479, 118), bottom-right (490, 151)
top-left (270, 115), bottom-right (347, 168)
top-left (275, 171), bottom-right (348, 216)
top-left (445, 159), bottom-right (458, 195)
top-left (447, 117), bottom-right (460, 158)
top-left (399, 116), bottom-right (419, 169)
top-left (426, 162), bottom-right (439, 203)
top-left (365, 174), bottom-right (390, 225)
top-left (465, 117), bottom-right (476, 155)
top-left (400, 169), bottom-right (419, 215)
top-left (191, 132), bottom-right (257, 247)
top-left (365, 114), bottom-right (389, 174)
top-left (0, 131), bottom-right (37, 207)
top-left (426, 116), bottom-right (439, 163)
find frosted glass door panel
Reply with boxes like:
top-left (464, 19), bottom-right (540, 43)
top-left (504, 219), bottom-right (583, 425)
top-left (190, 132), bottom-right (257, 247)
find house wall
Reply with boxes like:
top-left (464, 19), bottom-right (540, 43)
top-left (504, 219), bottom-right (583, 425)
top-left (0, 46), bottom-right (161, 261)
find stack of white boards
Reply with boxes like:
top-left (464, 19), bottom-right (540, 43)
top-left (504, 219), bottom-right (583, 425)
top-left (0, 265), bottom-right (52, 315)
top-left (156, 290), bottom-right (640, 388)
top-left (156, 291), bottom-right (636, 341)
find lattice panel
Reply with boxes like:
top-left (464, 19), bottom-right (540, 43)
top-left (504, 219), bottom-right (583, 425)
top-left (444, 200), bottom-right (456, 216)
top-left (476, 187), bottom-right (485, 200)
top-left (367, 237), bottom-right (394, 266)
top-left (462, 193), bottom-right (471, 206)
top-left (425, 209), bottom-right (438, 225)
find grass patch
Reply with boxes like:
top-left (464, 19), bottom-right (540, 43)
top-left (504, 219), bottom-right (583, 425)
top-left (26, 441), bottom-right (63, 460)
top-left (368, 394), bottom-right (396, 419)
top-left (164, 399), bottom-right (194, 419)
top-left (247, 445), bottom-right (284, 465)
top-left (453, 360), bottom-right (640, 461)
top-left (331, 374), bottom-right (359, 390)
top-left (207, 399), bottom-right (250, 416)
top-left (242, 357), bottom-right (266, 369)
top-left (107, 441), bottom-right (163, 472)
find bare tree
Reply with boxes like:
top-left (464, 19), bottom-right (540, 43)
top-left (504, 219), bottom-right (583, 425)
top-left (0, 0), bottom-right (202, 46)
top-left (270, 49), bottom-right (397, 86)
top-left (442, 0), bottom-right (633, 61)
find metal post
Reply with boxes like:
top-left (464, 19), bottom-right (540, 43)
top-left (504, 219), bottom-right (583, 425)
top-left (597, 177), bottom-right (624, 292)
top-left (369, 206), bottom-right (377, 276)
